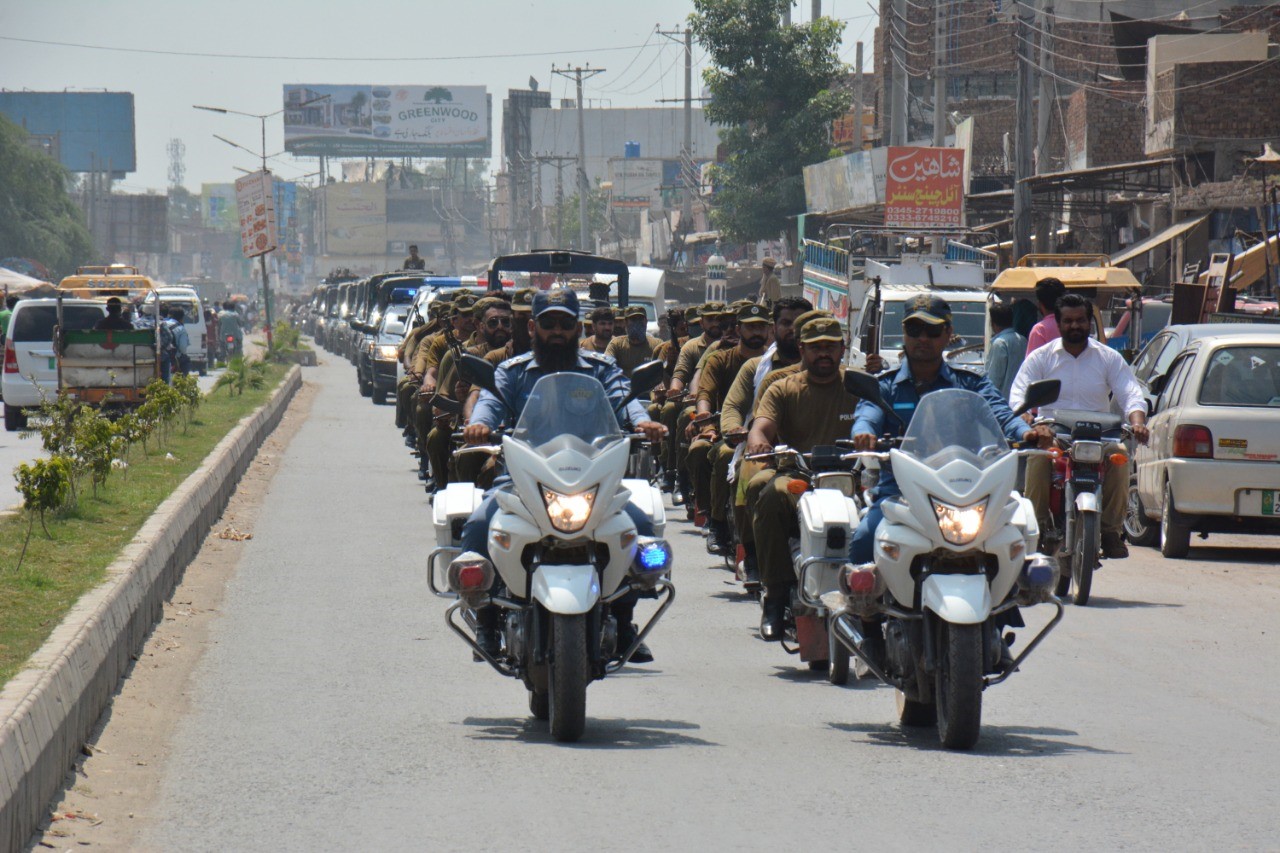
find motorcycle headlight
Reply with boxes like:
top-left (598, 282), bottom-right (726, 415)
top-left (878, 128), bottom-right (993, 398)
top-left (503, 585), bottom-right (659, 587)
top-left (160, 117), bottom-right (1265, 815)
top-left (541, 485), bottom-right (598, 533)
top-left (376, 345), bottom-right (399, 360)
top-left (1071, 440), bottom-right (1103, 464)
top-left (930, 497), bottom-right (988, 546)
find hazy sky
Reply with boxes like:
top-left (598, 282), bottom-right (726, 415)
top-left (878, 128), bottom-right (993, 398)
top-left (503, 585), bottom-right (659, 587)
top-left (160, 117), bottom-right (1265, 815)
top-left (1, 1), bottom-right (876, 193)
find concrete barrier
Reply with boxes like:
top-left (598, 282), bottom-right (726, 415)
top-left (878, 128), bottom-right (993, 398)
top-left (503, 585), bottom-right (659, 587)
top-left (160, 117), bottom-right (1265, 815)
top-left (0, 366), bottom-right (303, 851)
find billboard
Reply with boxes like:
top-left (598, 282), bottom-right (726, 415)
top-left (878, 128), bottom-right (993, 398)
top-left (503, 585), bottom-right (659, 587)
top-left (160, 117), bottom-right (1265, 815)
top-left (201, 183), bottom-right (239, 231)
top-left (0, 92), bottom-right (136, 173)
top-left (283, 85), bottom-right (490, 157)
top-left (235, 170), bottom-right (278, 258)
top-left (884, 146), bottom-right (965, 229)
top-left (322, 183), bottom-right (387, 255)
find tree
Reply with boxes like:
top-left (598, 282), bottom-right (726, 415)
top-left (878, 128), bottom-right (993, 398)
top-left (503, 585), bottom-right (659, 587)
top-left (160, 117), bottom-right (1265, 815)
top-left (690, 0), bottom-right (848, 241)
top-left (554, 186), bottom-right (608, 251)
top-left (0, 115), bottom-right (95, 277)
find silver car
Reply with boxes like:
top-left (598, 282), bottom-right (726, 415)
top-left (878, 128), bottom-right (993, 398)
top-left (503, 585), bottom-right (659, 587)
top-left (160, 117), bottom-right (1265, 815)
top-left (1131, 334), bottom-right (1280, 557)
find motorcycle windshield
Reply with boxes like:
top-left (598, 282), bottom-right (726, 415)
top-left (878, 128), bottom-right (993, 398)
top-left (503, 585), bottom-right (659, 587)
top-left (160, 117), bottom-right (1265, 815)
top-left (899, 388), bottom-right (1009, 470)
top-left (511, 372), bottom-right (625, 458)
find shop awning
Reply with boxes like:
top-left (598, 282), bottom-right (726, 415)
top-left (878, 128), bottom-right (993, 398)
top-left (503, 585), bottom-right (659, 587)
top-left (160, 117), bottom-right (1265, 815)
top-left (1109, 215), bottom-right (1207, 266)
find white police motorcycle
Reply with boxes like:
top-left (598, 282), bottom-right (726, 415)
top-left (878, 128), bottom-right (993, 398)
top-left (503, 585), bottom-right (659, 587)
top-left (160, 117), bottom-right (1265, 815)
top-left (428, 359), bottom-right (674, 742)
top-left (834, 375), bottom-right (1064, 750)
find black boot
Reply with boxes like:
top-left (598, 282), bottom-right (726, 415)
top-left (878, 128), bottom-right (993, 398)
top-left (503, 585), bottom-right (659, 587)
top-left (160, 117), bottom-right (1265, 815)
top-left (662, 470), bottom-right (677, 494)
top-left (741, 543), bottom-right (760, 589)
top-left (615, 622), bottom-right (654, 664)
top-left (760, 585), bottom-right (789, 642)
top-left (707, 519), bottom-right (732, 555)
top-left (474, 607), bottom-right (501, 659)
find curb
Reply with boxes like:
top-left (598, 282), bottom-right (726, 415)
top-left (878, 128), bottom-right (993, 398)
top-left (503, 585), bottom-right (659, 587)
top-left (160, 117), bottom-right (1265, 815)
top-left (0, 365), bottom-right (303, 851)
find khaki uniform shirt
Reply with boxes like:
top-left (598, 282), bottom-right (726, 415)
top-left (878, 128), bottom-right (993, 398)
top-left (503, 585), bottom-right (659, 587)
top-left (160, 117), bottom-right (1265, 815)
top-left (438, 339), bottom-right (494, 409)
top-left (754, 370), bottom-right (860, 452)
top-left (696, 346), bottom-right (758, 412)
top-left (580, 335), bottom-right (613, 354)
top-left (752, 362), bottom-right (805, 413)
top-left (655, 335), bottom-right (687, 384)
top-left (411, 332), bottom-right (448, 377)
top-left (720, 353), bottom-right (801, 432)
top-left (758, 271), bottom-right (782, 303)
top-left (605, 334), bottom-right (661, 376)
top-left (672, 334), bottom-right (712, 385)
top-left (400, 323), bottom-right (435, 369)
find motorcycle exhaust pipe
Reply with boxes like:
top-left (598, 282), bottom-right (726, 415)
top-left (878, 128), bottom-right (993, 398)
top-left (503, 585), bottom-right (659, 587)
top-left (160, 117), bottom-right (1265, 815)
top-left (831, 612), bottom-right (891, 684)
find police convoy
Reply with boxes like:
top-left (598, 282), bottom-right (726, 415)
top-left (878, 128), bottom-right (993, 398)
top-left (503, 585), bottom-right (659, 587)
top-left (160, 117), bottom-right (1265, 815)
top-left (303, 247), bottom-right (1151, 748)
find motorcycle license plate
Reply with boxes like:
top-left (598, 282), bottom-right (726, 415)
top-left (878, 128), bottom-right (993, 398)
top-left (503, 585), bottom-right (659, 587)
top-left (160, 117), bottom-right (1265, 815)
top-left (1263, 491), bottom-right (1280, 516)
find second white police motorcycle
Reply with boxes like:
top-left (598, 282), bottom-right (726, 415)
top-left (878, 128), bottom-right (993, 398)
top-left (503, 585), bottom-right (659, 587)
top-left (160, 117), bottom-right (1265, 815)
top-left (834, 376), bottom-right (1064, 750)
top-left (429, 361), bottom-right (674, 742)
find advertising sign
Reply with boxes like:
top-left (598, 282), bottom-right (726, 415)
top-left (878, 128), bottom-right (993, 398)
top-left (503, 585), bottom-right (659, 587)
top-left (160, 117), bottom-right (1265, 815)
top-left (235, 170), bottom-right (278, 258)
top-left (283, 84), bottom-right (490, 157)
top-left (884, 146), bottom-right (965, 229)
top-left (322, 183), bottom-right (387, 255)
top-left (0, 92), bottom-right (136, 173)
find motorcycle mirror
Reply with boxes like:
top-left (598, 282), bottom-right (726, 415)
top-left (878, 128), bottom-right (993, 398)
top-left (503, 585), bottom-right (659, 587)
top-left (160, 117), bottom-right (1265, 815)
top-left (1012, 379), bottom-right (1061, 417)
top-left (457, 353), bottom-right (498, 395)
top-left (430, 394), bottom-right (462, 415)
top-left (844, 369), bottom-right (905, 428)
top-left (628, 360), bottom-right (663, 400)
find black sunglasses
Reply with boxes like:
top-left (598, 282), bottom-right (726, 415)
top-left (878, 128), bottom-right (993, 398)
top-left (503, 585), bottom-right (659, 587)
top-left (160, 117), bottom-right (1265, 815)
top-left (537, 313), bottom-right (577, 331)
top-left (903, 323), bottom-right (946, 339)
top-left (485, 316), bottom-right (512, 329)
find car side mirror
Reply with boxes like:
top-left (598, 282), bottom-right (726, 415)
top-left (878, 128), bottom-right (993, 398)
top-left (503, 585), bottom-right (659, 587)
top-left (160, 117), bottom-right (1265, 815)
top-left (1148, 372), bottom-right (1169, 396)
top-left (457, 353), bottom-right (498, 396)
top-left (430, 394), bottom-right (462, 415)
top-left (628, 360), bottom-right (663, 400)
top-left (1012, 379), bottom-right (1061, 418)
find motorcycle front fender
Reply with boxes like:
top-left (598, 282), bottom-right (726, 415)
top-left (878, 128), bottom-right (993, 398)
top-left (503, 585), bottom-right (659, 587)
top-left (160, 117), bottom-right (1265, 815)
top-left (921, 574), bottom-right (991, 625)
top-left (530, 564), bottom-right (601, 615)
top-left (1075, 490), bottom-right (1099, 513)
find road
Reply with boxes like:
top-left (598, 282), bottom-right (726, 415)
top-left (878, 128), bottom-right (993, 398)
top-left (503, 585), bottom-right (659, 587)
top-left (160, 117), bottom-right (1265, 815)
top-left (33, 353), bottom-right (1280, 851)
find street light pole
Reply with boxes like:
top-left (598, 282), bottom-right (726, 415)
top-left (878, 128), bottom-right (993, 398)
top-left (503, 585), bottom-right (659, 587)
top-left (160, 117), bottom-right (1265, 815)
top-left (195, 95), bottom-right (328, 352)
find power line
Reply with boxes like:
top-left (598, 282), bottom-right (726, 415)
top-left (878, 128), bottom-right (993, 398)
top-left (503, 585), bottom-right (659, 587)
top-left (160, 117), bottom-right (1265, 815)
top-left (0, 34), bottom-right (652, 62)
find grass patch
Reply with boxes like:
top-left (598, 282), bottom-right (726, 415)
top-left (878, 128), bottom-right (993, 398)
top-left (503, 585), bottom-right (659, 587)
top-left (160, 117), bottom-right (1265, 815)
top-left (0, 364), bottom-right (289, 687)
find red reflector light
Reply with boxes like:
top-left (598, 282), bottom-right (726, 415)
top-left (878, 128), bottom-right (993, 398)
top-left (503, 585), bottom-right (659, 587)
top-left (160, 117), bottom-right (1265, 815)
top-left (456, 564), bottom-right (488, 590)
top-left (3, 341), bottom-right (17, 374)
top-left (847, 568), bottom-right (877, 594)
top-left (1173, 424), bottom-right (1213, 459)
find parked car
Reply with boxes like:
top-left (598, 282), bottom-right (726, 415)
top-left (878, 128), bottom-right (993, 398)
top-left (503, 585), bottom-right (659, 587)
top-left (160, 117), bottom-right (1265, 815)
top-left (1128, 334), bottom-right (1280, 556)
top-left (3, 298), bottom-right (108, 430)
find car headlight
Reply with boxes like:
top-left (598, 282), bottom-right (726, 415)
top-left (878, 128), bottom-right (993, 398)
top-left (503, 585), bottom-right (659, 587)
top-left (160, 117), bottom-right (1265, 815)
top-left (376, 345), bottom-right (399, 360)
top-left (930, 497), bottom-right (988, 546)
top-left (1071, 440), bottom-right (1103, 464)
top-left (541, 485), bottom-right (598, 533)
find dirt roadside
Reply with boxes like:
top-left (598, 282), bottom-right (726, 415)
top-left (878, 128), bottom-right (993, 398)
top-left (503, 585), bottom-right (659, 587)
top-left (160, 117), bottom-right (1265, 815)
top-left (27, 380), bottom-right (317, 852)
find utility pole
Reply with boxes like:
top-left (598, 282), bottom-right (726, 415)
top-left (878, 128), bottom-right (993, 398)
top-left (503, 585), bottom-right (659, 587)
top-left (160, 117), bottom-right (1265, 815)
top-left (1034, 0), bottom-right (1055, 251)
top-left (1013, 1), bottom-right (1037, 262)
top-left (658, 26), bottom-right (695, 230)
top-left (812, 0), bottom-right (820, 21)
top-left (536, 155), bottom-right (576, 249)
top-left (782, 2), bottom-right (792, 26)
top-left (853, 41), bottom-right (864, 150)
top-left (552, 65), bottom-right (606, 252)
top-left (933, 0), bottom-right (947, 147)
top-left (890, 0), bottom-right (909, 146)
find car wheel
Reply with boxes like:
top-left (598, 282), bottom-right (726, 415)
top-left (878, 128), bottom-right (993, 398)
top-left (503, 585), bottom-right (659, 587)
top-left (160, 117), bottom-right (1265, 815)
top-left (4, 404), bottom-right (26, 432)
top-left (1124, 478), bottom-right (1160, 547)
top-left (1160, 481), bottom-right (1191, 559)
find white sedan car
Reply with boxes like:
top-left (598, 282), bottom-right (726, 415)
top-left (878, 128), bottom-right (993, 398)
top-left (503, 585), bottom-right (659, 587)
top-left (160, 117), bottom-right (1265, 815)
top-left (1132, 333), bottom-right (1280, 557)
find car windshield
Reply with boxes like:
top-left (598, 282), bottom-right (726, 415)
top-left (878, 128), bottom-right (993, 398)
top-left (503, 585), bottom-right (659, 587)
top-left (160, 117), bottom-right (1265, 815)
top-left (899, 388), bottom-right (1009, 470)
top-left (881, 299), bottom-right (986, 351)
top-left (511, 373), bottom-right (625, 458)
top-left (1198, 345), bottom-right (1280, 407)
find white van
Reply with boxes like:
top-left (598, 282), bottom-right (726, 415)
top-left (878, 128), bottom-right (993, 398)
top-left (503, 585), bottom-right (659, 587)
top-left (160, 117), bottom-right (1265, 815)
top-left (587, 266), bottom-right (667, 338)
top-left (3, 298), bottom-right (108, 430)
top-left (142, 286), bottom-right (209, 375)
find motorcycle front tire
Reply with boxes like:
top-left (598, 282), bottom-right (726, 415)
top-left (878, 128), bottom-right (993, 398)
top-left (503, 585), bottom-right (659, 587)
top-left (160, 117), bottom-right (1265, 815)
top-left (1071, 511), bottom-right (1099, 606)
top-left (935, 621), bottom-right (983, 750)
top-left (549, 613), bottom-right (589, 742)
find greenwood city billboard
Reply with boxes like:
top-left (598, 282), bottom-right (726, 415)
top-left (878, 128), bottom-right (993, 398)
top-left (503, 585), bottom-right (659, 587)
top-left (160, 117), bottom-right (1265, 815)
top-left (282, 84), bottom-right (490, 157)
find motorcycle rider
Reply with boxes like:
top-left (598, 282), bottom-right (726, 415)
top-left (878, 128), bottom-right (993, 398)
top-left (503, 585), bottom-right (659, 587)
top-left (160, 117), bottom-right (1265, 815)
top-left (216, 300), bottom-right (243, 361)
top-left (744, 317), bottom-right (865, 640)
top-left (605, 305), bottom-right (662, 376)
top-left (579, 305), bottom-right (615, 353)
top-left (461, 288), bottom-right (667, 660)
top-left (653, 306), bottom-right (692, 491)
top-left (688, 303), bottom-right (772, 553)
top-left (417, 293), bottom-right (479, 487)
top-left (851, 296), bottom-right (1053, 563)
top-left (660, 303), bottom-right (726, 503)
top-left (1010, 293), bottom-right (1149, 559)
top-left (447, 297), bottom-right (514, 487)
